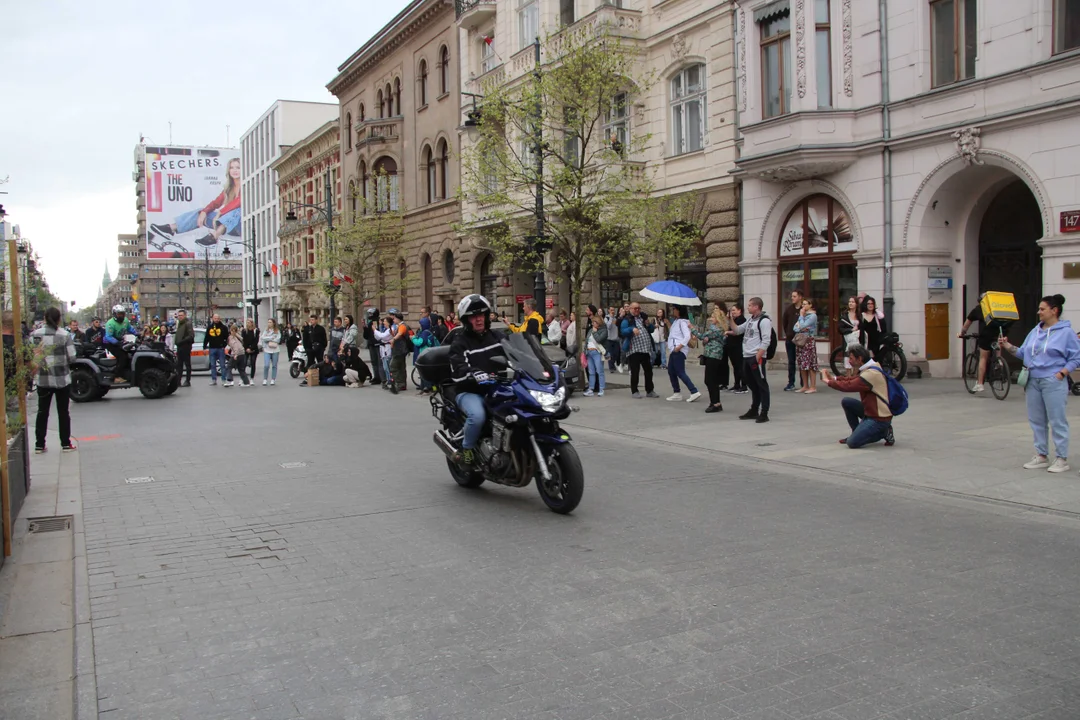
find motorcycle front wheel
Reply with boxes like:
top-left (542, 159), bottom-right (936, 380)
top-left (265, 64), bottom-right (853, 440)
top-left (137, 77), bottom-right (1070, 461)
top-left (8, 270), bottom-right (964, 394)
top-left (536, 443), bottom-right (584, 515)
top-left (289, 363), bottom-right (302, 379)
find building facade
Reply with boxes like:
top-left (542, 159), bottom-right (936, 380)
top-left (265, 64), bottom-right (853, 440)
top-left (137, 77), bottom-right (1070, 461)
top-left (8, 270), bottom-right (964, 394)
top-left (454, 0), bottom-right (740, 317)
top-left (734, 0), bottom-right (1080, 376)
top-left (240, 100), bottom-right (340, 325)
top-left (134, 142), bottom-right (244, 324)
top-left (273, 121), bottom-right (342, 324)
top-left (328, 0), bottom-right (465, 319)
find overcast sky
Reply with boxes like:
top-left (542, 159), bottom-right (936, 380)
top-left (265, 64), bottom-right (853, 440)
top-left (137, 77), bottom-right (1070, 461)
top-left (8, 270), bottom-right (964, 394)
top-left (0, 0), bottom-right (401, 309)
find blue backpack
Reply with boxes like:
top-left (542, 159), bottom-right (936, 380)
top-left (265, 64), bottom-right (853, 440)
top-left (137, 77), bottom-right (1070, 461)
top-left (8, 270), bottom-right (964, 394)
top-left (871, 367), bottom-right (908, 416)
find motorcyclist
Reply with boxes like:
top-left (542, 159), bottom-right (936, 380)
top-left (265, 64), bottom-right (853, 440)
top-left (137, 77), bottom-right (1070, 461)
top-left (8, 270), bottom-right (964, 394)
top-left (104, 305), bottom-right (137, 382)
top-left (449, 294), bottom-right (506, 466)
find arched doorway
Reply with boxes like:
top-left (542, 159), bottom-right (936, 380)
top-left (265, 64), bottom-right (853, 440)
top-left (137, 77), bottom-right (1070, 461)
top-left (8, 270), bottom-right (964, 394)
top-left (477, 254), bottom-right (498, 302)
top-left (776, 194), bottom-right (857, 349)
top-left (978, 179), bottom-right (1043, 347)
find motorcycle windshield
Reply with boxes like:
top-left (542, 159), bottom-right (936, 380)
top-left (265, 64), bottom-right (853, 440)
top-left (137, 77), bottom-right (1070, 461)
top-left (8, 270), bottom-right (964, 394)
top-left (501, 332), bottom-right (556, 383)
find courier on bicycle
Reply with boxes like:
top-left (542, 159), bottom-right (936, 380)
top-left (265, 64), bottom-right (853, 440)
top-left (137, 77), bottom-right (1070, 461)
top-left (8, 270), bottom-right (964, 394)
top-left (958, 293), bottom-right (1013, 393)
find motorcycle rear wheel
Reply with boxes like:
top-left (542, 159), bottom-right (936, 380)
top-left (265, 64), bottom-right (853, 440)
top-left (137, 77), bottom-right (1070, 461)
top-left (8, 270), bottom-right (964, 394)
top-left (536, 444), bottom-right (584, 515)
top-left (447, 458), bottom-right (485, 488)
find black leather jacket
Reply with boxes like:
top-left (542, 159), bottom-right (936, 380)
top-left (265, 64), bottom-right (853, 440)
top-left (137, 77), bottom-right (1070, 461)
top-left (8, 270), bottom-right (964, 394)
top-left (449, 328), bottom-right (505, 394)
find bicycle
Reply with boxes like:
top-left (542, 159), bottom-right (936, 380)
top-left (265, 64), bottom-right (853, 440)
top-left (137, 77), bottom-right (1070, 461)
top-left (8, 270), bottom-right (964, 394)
top-left (961, 334), bottom-right (1010, 400)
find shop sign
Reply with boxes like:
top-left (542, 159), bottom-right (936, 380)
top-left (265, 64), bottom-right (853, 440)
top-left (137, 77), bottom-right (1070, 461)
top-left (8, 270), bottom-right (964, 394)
top-left (515, 294), bottom-right (533, 303)
top-left (928, 266), bottom-right (953, 278)
top-left (810, 268), bottom-right (829, 280)
top-left (781, 269), bottom-right (804, 282)
top-left (681, 257), bottom-right (706, 272)
top-left (1061, 210), bottom-right (1080, 233)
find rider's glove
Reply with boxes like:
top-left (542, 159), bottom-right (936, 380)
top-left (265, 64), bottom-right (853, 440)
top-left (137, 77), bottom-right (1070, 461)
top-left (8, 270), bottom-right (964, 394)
top-left (470, 371), bottom-right (495, 386)
top-left (122, 343), bottom-right (136, 353)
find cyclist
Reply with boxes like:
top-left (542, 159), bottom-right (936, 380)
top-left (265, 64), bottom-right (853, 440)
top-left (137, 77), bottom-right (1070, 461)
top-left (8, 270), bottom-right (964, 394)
top-left (958, 295), bottom-right (1010, 393)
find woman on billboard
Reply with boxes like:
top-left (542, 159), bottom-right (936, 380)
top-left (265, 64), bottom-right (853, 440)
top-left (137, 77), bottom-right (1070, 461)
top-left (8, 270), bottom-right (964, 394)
top-left (150, 158), bottom-right (241, 247)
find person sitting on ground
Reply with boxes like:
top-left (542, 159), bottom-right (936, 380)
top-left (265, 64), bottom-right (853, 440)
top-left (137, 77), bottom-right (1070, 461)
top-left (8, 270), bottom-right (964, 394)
top-left (820, 343), bottom-right (895, 449)
top-left (310, 355), bottom-right (344, 386)
top-left (343, 346), bottom-right (372, 387)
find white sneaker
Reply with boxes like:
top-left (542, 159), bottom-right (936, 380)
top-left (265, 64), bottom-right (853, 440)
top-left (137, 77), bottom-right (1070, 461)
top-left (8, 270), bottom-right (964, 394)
top-left (224, 381), bottom-right (234, 387)
top-left (270, 379), bottom-right (275, 386)
top-left (1048, 457), bottom-right (1070, 473)
top-left (973, 384), bottom-right (985, 392)
top-left (686, 391), bottom-right (702, 403)
top-left (262, 380), bottom-right (268, 386)
top-left (1023, 455), bottom-right (1050, 470)
top-left (666, 393), bottom-right (683, 401)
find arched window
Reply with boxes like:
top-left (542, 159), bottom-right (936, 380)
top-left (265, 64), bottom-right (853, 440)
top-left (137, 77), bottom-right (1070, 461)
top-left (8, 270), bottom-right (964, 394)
top-left (358, 160), bottom-right (369, 214)
top-left (358, 102), bottom-right (365, 122)
top-left (393, 78), bottom-right (401, 116)
top-left (399, 258), bottom-right (409, 312)
top-left (385, 84), bottom-right (393, 116)
top-left (423, 145), bottom-right (436, 204)
top-left (443, 249), bottom-right (455, 285)
top-left (437, 139), bottom-right (449, 200)
top-left (377, 89), bottom-right (385, 119)
top-left (777, 194), bottom-right (857, 348)
top-left (439, 45), bottom-right (450, 95)
top-left (345, 113), bottom-right (353, 150)
top-left (348, 180), bottom-right (357, 218)
top-left (418, 60), bottom-right (429, 106)
top-left (373, 156), bottom-right (399, 212)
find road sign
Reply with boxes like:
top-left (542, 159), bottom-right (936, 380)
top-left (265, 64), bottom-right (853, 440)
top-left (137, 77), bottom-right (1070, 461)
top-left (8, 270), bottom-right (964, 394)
top-left (515, 294), bottom-right (533, 303)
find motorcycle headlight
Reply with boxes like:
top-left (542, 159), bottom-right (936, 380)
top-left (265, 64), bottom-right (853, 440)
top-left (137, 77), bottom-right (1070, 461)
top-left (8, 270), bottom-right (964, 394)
top-left (529, 386), bottom-right (566, 412)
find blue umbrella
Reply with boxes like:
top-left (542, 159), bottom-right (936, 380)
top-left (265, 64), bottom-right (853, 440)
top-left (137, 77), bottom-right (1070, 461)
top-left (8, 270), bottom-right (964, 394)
top-left (639, 280), bottom-right (702, 306)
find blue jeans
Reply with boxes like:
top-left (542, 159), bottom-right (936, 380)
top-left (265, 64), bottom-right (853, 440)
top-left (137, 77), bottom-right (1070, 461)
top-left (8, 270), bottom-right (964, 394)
top-left (262, 352), bottom-right (279, 381)
top-left (175, 207), bottom-right (241, 235)
top-left (842, 397), bottom-right (891, 448)
top-left (586, 349), bottom-right (605, 392)
top-left (1026, 376), bottom-right (1070, 458)
top-left (208, 348), bottom-right (229, 382)
top-left (667, 351), bottom-right (698, 394)
top-left (456, 392), bottom-right (486, 450)
top-left (655, 343), bottom-right (667, 368)
top-left (381, 356), bottom-right (392, 384)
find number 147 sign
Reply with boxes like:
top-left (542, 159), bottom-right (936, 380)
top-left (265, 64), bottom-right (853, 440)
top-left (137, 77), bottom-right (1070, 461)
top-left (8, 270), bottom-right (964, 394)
top-left (1062, 210), bottom-right (1080, 233)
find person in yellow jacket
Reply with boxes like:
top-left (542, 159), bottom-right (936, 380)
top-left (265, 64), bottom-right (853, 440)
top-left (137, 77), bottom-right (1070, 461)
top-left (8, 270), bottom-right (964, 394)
top-left (503, 298), bottom-right (545, 339)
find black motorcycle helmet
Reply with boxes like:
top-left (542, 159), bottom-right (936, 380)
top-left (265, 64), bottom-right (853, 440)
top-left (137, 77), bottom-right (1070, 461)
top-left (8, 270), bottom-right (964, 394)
top-left (365, 307), bottom-right (379, 323)
top-left (457, 294), bottom-right (492, 334)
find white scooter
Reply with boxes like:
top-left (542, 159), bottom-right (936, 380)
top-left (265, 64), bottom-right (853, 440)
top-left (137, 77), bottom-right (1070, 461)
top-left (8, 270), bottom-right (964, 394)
top-left (289, 346), bottom-right (309, 379)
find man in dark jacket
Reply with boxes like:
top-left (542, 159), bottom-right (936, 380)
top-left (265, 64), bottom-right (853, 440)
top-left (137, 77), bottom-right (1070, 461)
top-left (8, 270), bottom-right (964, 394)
top-left (362, 309), bottom-right (383, 385)
top-left (85, 318), bottom-right (106, 346)
top-left (202, 313), bottom-right (230, 386)
top-left (301, 315), bottom-right (327, 369)
top-left (173, 310), bottom-right (195, 387)
top-left (450, 294), bottom-right (505, 465)
top-left (782, 289), bottom-right (803, 392)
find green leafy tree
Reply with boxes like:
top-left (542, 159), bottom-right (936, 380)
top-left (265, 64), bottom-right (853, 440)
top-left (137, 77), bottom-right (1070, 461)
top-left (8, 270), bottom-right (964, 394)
top-left (458, 25), bottom-right (699, 373)
top-left (319, 174), bottom-right (411, 320)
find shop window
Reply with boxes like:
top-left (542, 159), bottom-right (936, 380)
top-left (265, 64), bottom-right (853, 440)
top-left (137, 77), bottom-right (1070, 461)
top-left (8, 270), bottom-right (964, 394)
top-left (931, 0), bottom-right (977, 88)
top-left (777, 194), bottom-right (857, 348)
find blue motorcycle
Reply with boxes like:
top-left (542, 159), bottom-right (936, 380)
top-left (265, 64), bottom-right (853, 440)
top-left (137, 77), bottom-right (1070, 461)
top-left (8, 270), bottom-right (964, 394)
top-left (416, 332), bottom-right (584, 514)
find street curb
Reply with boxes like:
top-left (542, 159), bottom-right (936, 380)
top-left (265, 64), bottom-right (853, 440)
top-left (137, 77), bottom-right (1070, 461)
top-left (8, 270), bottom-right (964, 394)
top-left (565, 422), bottom-right (1080, 524)
top-left (70, 452), bottom-right (98, 720)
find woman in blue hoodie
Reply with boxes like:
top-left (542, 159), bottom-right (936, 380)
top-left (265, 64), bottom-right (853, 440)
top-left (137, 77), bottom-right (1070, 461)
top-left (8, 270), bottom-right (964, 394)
top-left (1001, 294), bottom-right (1080, 473)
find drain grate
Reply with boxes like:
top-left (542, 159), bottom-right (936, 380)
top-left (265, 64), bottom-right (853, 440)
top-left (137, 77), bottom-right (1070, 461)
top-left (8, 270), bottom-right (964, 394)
top-left (125, 476), bottom-right (155, 484)
top-left (27, 516), bottom-right (72, 534)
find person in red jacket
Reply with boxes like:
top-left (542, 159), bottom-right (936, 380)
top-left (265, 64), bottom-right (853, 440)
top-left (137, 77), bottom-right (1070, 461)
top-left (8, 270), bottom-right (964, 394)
top-left (821, 343), bottom-right (895, 449)
top-left (150, 158), bottom-right (241, 248)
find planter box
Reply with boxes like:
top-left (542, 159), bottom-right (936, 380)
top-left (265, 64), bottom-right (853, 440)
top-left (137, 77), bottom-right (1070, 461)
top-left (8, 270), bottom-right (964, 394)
top-left (6, 427), bottom-right (29, 524)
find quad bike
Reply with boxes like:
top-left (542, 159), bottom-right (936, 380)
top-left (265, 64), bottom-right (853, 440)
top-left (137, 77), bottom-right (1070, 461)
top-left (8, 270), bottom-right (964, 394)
top-left (70, 337), bottom-right (180, 402)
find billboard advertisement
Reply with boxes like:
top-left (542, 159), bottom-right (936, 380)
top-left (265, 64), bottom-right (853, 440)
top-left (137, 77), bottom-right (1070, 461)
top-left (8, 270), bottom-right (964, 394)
top-left (144, 146), bottom-right (242, 259)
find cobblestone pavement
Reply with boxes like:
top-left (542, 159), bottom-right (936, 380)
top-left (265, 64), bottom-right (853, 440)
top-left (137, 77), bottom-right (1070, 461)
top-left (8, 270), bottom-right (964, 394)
top-left (74, 380), bottom-right (1080, 720)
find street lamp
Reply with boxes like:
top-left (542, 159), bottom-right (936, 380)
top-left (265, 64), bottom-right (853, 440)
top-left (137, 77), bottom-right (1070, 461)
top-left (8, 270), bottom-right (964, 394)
top-left (461, 38), bottom-right (548, 315)
top-left (283, 171), bottom-right (336, 322)
top-left (222, 228), bottom-right (274, 328)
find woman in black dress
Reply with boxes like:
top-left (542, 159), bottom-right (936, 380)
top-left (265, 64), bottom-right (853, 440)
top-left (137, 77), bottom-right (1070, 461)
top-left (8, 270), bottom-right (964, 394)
top-left (724, 302), bottom-right (747, 393)
top-left (859, 295), bottom-right (886, 359)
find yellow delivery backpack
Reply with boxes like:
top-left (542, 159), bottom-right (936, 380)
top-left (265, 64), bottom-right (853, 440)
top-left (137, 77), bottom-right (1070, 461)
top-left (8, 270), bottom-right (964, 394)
top-left (979, 291), bottom-right (1020, 330)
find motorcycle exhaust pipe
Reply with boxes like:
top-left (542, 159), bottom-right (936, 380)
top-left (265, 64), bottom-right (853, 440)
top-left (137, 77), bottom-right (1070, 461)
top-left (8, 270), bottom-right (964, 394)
top-left (432, 430), bottom-right (457, 459)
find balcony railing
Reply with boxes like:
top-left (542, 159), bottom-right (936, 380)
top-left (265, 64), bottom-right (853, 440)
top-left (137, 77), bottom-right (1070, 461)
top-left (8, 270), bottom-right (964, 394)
top-left (283, 268), bottom-right (314, 286)
top-left (355, 117), bottom-right (402, 148)
top-left (455, 0), bottom-right (496, 20)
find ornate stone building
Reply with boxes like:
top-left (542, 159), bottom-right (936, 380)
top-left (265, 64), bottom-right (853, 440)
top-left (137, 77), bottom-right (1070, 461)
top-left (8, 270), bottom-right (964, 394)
top-left (735, 0), bottom-right (1080, 375)
top-left (328, 0), bottom-right (467, 318)
top-left (454, 0), bottom-right (740, 317)
top-left (273, 121), bottom-right (342, 324)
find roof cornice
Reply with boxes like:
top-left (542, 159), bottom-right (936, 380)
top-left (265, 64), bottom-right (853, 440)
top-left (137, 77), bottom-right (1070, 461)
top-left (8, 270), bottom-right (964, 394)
top-left (327, 0), bottom-right (451, 96)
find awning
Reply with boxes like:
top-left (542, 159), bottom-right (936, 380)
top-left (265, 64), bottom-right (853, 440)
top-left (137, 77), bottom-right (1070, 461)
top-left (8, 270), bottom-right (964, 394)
top-left (753, 0), bottom-right (790, 23)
